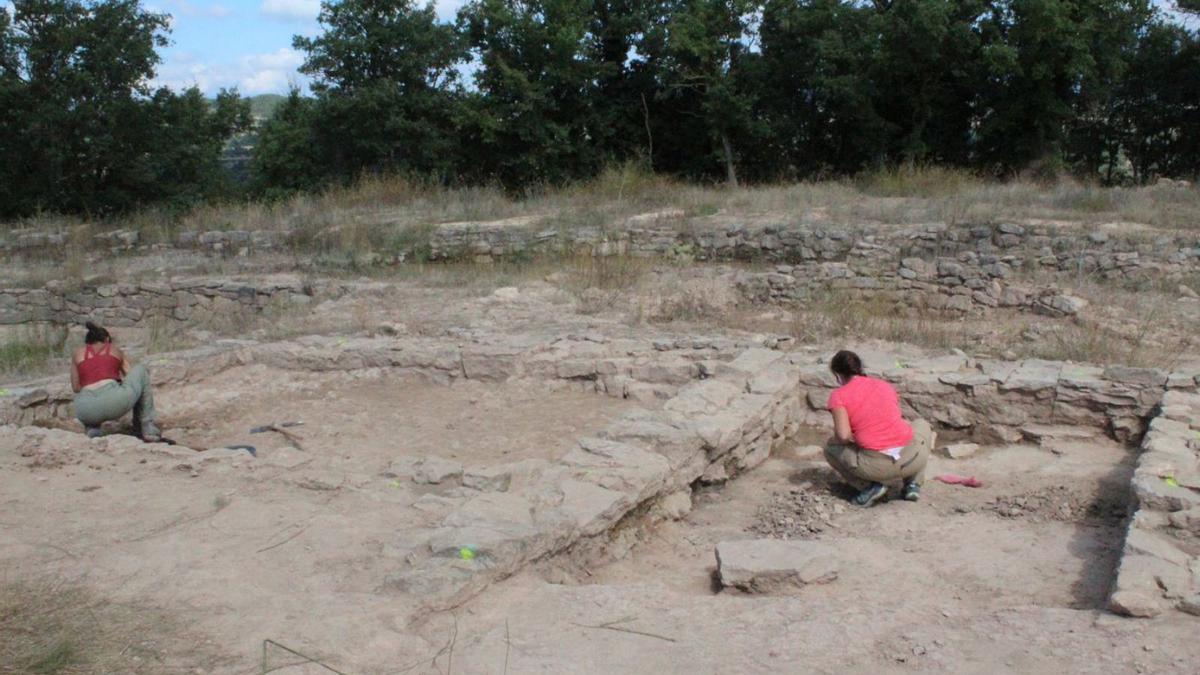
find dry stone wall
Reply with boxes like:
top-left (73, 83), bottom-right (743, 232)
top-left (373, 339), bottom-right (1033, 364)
top-left (1109, 389), bottom-right (1200, 618)
top-left (0, 278), bottom-right (340, 327)
top-left (786, 348), bottom-right (1200, 444)
top-left (5, 217), bottom-right (1198, 325)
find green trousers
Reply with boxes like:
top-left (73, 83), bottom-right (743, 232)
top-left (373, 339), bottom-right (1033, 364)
top-left (74, 364), bottom-right (157, 429)
top-left (824, 418), bottom-right (932, 491)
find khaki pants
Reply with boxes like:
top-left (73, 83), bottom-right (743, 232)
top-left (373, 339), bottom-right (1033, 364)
top-left (824, 418), bottom-right (932, 491)
top-left (74, 364), bottom-right (157, 430)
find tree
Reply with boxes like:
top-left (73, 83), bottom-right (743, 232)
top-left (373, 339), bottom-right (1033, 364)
top-left (287, 0), bottom-right (468, 182)
top-left (458, 0), bottom-right (601, 189)
top-left (0, 0), bottom-right (249, 217)
top-left (250, 90), bottom-right (323, 196)
top-left (641, 0), bottom-right (759, 185)
top-left (753, 0), bottom-right (888, 178)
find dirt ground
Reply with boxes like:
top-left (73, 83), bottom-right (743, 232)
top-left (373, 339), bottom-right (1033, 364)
top-left (3, 267), bottom-right (1200, 673)
top-left (440, 437), bottom-right (1199, 674)
top-left (155, 367), bottom-right (636, 468)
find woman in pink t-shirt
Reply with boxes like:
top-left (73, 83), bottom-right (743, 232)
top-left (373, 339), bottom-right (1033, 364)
top-left (824, 350), bottom-right (932, 507)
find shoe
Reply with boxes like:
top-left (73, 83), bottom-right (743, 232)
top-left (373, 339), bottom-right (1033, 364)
top-left (140, 423), bottom-right (162, 443)
top-left (902, 480), bottom-right (921, 502)
top-left (852, 482), bottom-right (888, 507)
top-left (85, 426), bottom-right (103, 439)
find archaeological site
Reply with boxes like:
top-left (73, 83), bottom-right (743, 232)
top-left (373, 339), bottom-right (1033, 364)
top-left (3, 188), bottom-right (1200, 674)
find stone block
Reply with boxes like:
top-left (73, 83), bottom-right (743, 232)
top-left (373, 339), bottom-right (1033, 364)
top-left (413, 456), bottom-right (464, 485)
top-left (715, 539), bottom-right (839, 593)
top-left (944, 443), bottom-right (980, 459)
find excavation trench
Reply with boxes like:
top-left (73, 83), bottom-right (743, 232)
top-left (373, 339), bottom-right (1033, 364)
top-left (1, 336), bottom-right (1196, 673)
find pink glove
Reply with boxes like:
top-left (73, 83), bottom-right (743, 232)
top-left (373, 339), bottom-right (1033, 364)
top-left (934, 473), bottom-right (983, 488)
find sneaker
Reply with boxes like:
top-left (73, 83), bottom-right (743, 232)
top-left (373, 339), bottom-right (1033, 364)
top-left (852, 482), bottom-right (888, 507)
top-left (902, 480), bottom-right (921, 502)
top-left (140, 423), bottom-right (162, 443)
top-left (85, 426), bottom-right (103, 439)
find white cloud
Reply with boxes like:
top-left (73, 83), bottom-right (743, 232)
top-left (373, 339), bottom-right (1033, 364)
top-left (153, 48), bottom-right (307, 96)
top-left (260, 0), bottom-right (320, 22)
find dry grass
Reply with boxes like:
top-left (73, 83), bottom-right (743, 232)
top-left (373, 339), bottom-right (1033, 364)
top-left (0, 576), bottom-right (217, 674)
top-left (5, 166), bottom-right (1198, 278)
top-left (773, 287), bottom-right (1193, 369)
top-left (0, 325), bottom-right (69, 380)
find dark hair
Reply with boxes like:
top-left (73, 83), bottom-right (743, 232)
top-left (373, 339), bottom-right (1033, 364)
top-left (84, 321), bottom-right (111, 345)
top-left (830, 350), bottom-right (864, 379)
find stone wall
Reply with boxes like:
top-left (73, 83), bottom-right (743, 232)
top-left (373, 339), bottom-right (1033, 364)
top-left (1108, 389), bottom-right (1200, 618)
top-left (0, 278), bottom-right (337, 327)
top-left (788, 349), bottom-right (1200, 444)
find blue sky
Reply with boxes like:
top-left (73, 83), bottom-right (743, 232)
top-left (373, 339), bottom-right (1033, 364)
top-left (148, 0), bottom-right (463, 95)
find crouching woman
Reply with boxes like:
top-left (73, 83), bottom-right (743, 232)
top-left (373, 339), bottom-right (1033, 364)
top-left (823, 350), bottom-right (931, 507)
top-left (71, 321), bottom-right (161, 441)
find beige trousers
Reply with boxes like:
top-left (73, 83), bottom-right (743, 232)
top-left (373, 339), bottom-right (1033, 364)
top-left (824, 418), bottom-right (933, 490)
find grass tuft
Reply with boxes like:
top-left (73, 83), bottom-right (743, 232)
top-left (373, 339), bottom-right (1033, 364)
top-left (0, 326), bottom-right (68, 380)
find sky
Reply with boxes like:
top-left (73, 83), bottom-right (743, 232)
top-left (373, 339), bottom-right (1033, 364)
top-left (147, 0), bottom-right (465, 96)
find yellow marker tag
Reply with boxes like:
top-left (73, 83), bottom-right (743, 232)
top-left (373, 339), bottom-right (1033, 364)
top-left (388, 480), bottom-right (403, 488)
top-left (1164, 477), bottom-right (1180, 488)
top-left (0, 389), bottom-right (9, 396)
top-left (459, 547), bottom-right (476, 561)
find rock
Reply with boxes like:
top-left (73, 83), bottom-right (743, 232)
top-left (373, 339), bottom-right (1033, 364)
top-left (1124, 528), bottom-right (1192, 567)
top-left (715, 539), bottom-right (839, 593)
top-left (462, 465), bottom-right (512, 492)
top-left (413, 456), bottom-right (464, 485)
top-left (15, 389), bottom-right (50, 408)
top-left (1179, 595), bottom-right (1200, 616)
top-left (1109, 590), bottom-right (1165, 618)
top-left (944, 443), bottom-right (980, 459)
top-left (654, 489), bottom-right (693, 520)
top-left (492, 287), bottom-right (521, 302)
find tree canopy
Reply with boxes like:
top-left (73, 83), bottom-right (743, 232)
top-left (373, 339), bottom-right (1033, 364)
top-left (2, 0), bottom-right (1198, 218)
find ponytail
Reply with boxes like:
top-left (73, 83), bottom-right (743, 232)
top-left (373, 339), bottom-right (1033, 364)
top-left (84, 321), bottom-right (111, 345)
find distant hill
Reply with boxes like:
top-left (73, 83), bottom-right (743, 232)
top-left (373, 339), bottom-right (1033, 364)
top-left (246, 94), bottom-right (286, 121)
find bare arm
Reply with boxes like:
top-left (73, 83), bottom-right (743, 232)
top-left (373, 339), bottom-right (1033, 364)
top-left (115, 346), bottom-right (132, 377)
top-left (70, 354), bottom-right (81, 393)
top-left (831, 407), bottom-right (854, 443)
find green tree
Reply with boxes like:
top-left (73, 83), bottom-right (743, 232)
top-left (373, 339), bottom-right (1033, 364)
top-left (288, 0), bottom-right (467, 182)
top-left (641, 0), bottom-right (759, 185)
top-left (250, 90), bottom-right (323, 196)
top-left (0, 0), bottom-right (249, 217)
top-left (458, 0), bottom-right (600, 189)
top-left (753, 0), bottom-right (888, 177)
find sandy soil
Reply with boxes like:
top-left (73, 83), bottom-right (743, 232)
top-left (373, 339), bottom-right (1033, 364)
top-left (154, 367), bottom-right (635, 469)
top-left (433, 437), bottom-right (1200, 674)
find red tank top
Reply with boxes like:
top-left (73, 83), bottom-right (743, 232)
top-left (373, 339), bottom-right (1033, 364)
top-left (77, 342), bottom-right (123, 387)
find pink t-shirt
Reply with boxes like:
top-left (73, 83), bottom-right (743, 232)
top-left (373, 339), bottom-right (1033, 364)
top-left (827, 375), bottom-right (913, 451)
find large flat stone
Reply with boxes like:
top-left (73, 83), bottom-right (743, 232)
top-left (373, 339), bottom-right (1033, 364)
top-left (715, 539), bottom-right (839, 593)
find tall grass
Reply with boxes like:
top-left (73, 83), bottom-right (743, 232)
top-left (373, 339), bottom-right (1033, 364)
top-left (0, 325), bottom-right (68, 380)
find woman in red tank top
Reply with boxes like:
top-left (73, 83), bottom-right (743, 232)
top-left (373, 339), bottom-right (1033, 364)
top-left (71, 321), bottom-right (161, 441)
